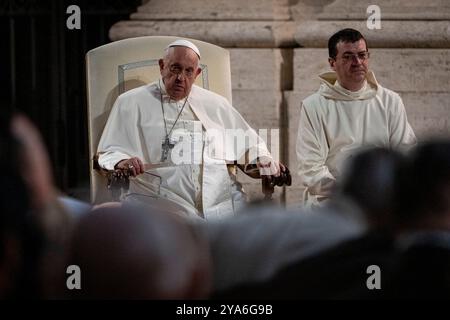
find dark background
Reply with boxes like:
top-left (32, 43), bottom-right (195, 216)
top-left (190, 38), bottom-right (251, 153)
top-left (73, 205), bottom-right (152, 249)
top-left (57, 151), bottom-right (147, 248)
top-left (1, 0), bottom-right (141, 201)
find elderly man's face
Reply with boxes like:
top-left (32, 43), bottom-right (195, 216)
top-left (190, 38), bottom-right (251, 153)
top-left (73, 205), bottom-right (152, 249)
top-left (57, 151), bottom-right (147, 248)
top-left (159, 47), bottom-right (201, 101)
top-left (329, 39), bottom-right (369, 91)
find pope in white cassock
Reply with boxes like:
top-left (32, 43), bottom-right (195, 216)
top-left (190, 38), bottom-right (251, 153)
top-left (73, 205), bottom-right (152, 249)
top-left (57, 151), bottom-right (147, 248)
top-left (296, 28), bottom-right (417, 208)
top-left (97, 40), bottom-right (281, 220)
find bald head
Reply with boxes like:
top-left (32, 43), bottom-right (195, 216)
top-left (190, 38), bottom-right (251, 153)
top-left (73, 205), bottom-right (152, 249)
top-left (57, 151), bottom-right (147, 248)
top-left (69, 206), bottom-right (211, 299)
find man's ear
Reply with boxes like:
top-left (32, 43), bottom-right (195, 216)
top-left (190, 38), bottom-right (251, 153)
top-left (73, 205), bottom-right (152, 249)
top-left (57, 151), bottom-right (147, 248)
top-left (328, 57), bottom-right (336, 70)
top-left (158, 59), bottom-right (164, 72)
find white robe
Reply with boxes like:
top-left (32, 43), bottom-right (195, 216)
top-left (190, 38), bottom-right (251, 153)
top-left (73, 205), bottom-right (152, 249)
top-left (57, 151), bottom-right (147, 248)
top-left (296, 71), bottom-right (417, 207)
top-left (97, 81), bottom-right (271, 220)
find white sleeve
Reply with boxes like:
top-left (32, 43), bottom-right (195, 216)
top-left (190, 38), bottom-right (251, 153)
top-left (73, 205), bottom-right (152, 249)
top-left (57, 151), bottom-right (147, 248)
top-left (97, 94), bottom-right (143, 170)
top-left (97, 151), bottom-right (130, 171)
top-left (388, 94), bottom-right (417, 151)
top-left (296, 103), bottom-right (336, 197)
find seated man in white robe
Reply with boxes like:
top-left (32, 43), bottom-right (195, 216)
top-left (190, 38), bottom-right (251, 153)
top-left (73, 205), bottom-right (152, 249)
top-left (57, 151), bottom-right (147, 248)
top-left (97, 40), bottom-right (282, 220)
top-left (296, 28), bottom-right (417, 208)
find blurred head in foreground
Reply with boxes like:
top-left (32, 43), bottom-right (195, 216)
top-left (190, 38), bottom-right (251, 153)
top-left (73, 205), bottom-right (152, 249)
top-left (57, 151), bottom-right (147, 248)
top-left (338, 147), bottom-right (406, 230)
top-left (68, 206), bottom-right (212, 299)
top-left (395, 140), bottom-right (450, 231)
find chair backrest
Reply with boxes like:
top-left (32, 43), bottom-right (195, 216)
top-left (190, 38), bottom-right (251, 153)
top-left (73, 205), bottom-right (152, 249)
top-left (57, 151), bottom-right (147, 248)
top-left (86, 36), bottom-right (232, 204)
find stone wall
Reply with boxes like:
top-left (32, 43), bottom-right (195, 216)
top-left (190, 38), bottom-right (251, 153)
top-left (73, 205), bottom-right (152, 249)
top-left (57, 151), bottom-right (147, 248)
top-left (109, 0), bottom-right (450, 206)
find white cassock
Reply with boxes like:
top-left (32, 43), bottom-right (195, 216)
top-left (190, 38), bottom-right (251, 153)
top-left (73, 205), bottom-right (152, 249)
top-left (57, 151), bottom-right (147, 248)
top-left (97, 80), bottom-right (271, 220)
top-left (296, 71), bottom-right (417, 207)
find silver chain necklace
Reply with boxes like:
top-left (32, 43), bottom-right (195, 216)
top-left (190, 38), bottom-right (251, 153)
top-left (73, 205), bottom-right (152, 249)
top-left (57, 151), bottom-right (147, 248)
top-left (159, 80), bottom-right (189, 162)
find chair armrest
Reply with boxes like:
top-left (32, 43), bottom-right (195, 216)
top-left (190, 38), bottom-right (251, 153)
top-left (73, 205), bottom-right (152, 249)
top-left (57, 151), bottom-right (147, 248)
top-left (93, 155), bottom-right (130, 201)
top-left (237, 163), bottom-right (292, 200)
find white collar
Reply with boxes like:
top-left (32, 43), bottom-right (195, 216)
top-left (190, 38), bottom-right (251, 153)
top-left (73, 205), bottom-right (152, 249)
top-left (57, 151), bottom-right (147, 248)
top-left (334, 80), bottom-right (368, 97)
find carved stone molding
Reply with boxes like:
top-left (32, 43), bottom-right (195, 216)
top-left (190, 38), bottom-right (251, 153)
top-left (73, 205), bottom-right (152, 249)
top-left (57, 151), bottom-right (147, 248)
top-left (295, 20), bottom-right (450, 48)
top-left (110, 20), bottom-right (296, 48)
top-left (318, 0), bottom-right (450, 20)
top-left (132, 0), bottom-right (291, 21)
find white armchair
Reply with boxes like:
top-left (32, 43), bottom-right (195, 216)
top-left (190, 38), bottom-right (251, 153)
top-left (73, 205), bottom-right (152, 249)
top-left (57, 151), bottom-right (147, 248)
top-left (86, 36), bottom-right (232, 204)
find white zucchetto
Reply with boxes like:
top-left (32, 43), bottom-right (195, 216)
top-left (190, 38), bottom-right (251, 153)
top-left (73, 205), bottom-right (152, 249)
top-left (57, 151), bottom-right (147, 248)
top-left (166, 39), bottom-right (201, 59)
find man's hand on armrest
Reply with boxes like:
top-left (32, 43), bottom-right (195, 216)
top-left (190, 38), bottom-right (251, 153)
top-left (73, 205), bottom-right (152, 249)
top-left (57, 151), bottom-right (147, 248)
top-left (257, 156), bottom-right (287, 177)
top-left (114, 157), bottom-right (145, 177)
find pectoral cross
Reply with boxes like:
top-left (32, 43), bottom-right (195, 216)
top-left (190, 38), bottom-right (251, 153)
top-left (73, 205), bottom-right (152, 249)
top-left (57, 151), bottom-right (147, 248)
top-left (161, 136), bottom-right (175, 162)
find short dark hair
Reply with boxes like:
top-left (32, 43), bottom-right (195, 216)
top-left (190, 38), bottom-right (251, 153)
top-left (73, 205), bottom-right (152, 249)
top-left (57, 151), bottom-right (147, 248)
top-left (328, 28), bottom-right (368, 59)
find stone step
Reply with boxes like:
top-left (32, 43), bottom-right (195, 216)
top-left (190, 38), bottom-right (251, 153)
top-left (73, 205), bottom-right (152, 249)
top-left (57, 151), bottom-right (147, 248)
top-left (318, 0), bottom-right (450, 20)
top-left (133, 0), bottom-right (291, 21)
top-left (109, 20), bottom-right (296, 48)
